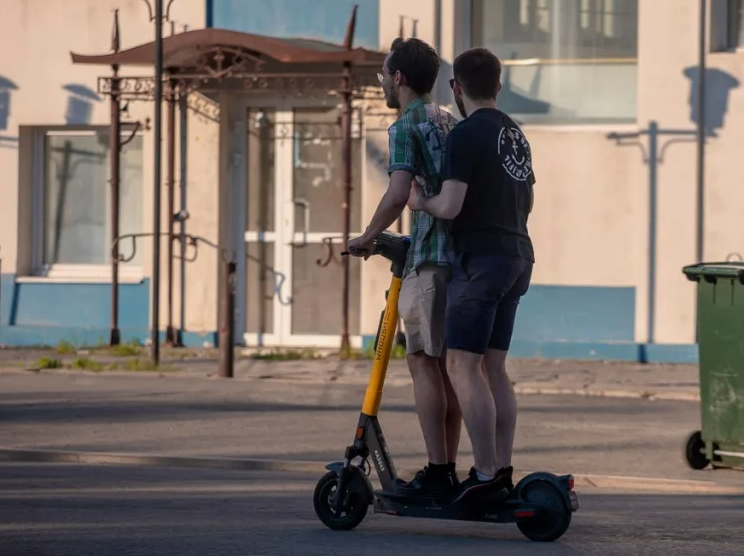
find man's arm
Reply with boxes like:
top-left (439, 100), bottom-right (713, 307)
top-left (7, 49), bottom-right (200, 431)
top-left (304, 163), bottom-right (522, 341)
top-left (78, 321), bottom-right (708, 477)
top-left (418, 179), bottom-right (468, 219)
top-left (359, 170), bottom-right (414, 241)
top-left (414, 125), bottom-right (474, 220)
top-left (358, 124), bottom-right (420, 242)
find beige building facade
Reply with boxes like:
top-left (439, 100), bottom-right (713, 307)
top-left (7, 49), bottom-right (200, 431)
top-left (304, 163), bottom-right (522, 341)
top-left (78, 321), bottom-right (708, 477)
top-left (1, 0), bottom-right (743, 362)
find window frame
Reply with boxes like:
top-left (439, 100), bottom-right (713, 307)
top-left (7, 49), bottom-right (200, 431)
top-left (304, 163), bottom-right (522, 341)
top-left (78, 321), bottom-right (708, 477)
top-left (29, 125), bottom-right (144, 283)
top-left (466, 0), bottom-right (639, 126)
top-left (711, 0), bottom-right (744, 52)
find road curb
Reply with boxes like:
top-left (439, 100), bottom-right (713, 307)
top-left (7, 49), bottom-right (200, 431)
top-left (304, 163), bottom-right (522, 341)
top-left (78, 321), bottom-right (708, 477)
top-left (0, 448), bottom-right (737, 495)
top-left (512, 386), bottom-right (700, 402)
top-left (0, 367), bottom-right (701, 402)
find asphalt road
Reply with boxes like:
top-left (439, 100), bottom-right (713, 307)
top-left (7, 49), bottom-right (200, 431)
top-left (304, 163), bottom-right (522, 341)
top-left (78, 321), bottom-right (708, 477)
top-left (0, 463), bottom-right (742, 556)
top-left (0, 372), bottom-right (718, 482)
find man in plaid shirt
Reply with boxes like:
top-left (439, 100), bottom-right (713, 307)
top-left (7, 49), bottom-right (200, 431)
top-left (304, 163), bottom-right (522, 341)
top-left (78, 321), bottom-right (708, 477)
top-left (347, 37), bottom-right (462, 501)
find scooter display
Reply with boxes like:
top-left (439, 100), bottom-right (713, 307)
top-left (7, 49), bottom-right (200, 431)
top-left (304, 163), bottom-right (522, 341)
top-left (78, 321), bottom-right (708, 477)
top-left (312, 231), bottom-right (579, 542)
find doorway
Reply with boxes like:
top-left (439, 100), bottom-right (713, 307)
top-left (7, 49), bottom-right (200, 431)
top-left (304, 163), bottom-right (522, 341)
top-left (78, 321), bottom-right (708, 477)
top-left (242, 103), bottom-right (364, 349)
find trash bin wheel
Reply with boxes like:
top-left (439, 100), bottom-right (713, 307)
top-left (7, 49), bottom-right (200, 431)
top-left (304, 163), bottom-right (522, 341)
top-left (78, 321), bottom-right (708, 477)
top-left (684, 430), bottom-right (709, 470)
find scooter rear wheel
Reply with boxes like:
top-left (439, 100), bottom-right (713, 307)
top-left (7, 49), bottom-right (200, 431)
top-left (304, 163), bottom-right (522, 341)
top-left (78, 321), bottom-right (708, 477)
top-left (516, 481), bottom-right (572, 542)
top-left (313, 471), bottom-right (368, 531)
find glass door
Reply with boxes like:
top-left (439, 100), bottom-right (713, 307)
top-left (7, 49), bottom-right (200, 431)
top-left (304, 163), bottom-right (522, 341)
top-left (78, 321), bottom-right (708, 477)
top-left (284, 107), bottom-right (363, 348)
top-left (243, 105), bottom-right (364, 349)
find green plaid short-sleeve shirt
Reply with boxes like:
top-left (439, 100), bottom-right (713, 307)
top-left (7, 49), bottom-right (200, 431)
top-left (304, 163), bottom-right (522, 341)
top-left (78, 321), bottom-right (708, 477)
top-left (388, 97), bottom-right (459, 276)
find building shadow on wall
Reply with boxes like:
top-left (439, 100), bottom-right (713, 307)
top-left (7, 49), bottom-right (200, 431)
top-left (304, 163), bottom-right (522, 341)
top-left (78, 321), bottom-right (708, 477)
top-left (683, 66), bottom-right (740, 133)
top-left (604, 67), bottom-right (738, 361)
top-left (0, 75), bottom-right (19, 150)
top-left (62, 84), bottom-right (102, 125)
top-left (498, 54), bottom-right (550, 116)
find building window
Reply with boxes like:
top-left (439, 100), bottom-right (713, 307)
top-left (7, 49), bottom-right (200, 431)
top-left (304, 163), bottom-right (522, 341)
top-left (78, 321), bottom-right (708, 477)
top-left (711, 0), bottom-right (744, 51)
top-left (471, 0), bottom-right (639, 124)
top-left (32, 127), bottom-right (143, 279)
top-left (210, 0), bottom-right (381, 50)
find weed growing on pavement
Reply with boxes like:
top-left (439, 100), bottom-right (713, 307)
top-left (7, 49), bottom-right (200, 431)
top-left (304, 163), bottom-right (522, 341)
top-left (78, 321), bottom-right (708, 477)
top-left (250, 348), bottom-right (320, 361)
top-left (71, 357), bottom-right (104, 372)
top-left (55, 340), bottom-right (77, 355)
top-left (125, 358), bottom-right (169, 372)
top-left (36, 357), bottom-right (63, 369)
top-left (360, 343), bottom-right (406, 360)
top-left (108, 340), bottom-right (143, 357)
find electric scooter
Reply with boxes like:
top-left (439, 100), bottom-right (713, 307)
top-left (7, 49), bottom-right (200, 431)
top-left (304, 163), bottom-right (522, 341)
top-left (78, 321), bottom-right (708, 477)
top-left (312, 231), bottom-right (579, 542)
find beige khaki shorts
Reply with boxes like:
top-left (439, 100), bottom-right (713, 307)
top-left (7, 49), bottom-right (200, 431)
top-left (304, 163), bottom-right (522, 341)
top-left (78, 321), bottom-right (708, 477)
top-left (398, 263), bottom-right (449, 357)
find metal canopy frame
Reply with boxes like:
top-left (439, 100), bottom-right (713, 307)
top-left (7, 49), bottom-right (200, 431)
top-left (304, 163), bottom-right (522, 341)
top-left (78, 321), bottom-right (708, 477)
top-left (70, 6), bottom-right (388, 363)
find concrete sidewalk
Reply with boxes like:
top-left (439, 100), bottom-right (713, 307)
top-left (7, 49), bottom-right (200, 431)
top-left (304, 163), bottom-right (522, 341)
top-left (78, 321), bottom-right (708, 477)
top-left (0, 347), bottom-right (701, 401)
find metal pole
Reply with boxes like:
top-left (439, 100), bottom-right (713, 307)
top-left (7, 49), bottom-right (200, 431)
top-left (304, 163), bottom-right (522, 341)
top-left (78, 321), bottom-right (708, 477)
top-left (110, 64), bottom-right (121, 346)
top-left (340, 64), bottom-right (353, 357)
top-left (178, 90), bottom-right (188, 337)
top-left (696, 0), bottom-right (707, 263)
top-left (219, 258), bottom-right (236, 378)
top-left (151, 0), bottom-right (163, 365)
top-left (165, 80), bottom-right (178, 346)
top-left (257, 114), bottom-right (270, 346)
top-left (647, 122), bottom-right (658, 346)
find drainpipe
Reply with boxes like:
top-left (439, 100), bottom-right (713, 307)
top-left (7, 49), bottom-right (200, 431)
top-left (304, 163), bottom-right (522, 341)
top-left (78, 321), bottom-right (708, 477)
top-left (695, 0), bottom-right (707, 264)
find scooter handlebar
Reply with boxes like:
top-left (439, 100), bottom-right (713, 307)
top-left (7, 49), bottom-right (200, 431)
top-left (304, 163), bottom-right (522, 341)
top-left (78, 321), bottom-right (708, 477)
top-left (342, 231), bottom-right (410, 259)
top-left (342, 246), bottom-right (370, 258)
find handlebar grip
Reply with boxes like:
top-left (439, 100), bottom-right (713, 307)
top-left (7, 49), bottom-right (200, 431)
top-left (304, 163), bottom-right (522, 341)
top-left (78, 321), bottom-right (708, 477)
top-left (344, 246), bottom-right (372, 257)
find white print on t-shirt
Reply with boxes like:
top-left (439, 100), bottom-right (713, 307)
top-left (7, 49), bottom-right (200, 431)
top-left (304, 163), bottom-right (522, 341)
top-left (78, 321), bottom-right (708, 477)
top-left (497, 126), bottom-right (533, 182)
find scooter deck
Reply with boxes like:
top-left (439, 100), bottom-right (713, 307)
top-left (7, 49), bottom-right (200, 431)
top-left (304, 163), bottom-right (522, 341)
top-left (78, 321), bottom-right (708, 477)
top-left (373, 489), bottom-right (543, 524)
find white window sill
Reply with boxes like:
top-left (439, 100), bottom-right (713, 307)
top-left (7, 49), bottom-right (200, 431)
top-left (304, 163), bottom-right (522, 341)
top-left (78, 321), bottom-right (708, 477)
top-left (16, 275), bottom-right (145, 285)
top-left (18, 265), bottom-right (146, 284)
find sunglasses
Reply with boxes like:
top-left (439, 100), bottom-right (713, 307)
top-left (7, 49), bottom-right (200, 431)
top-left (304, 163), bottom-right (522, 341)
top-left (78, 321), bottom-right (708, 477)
top-left (378, 70), bottom-right (402, 84)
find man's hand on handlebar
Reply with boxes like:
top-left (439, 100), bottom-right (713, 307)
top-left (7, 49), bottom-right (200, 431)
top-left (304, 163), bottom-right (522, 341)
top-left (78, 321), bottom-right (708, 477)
top-left (346, 234), bottom-right (376, 260)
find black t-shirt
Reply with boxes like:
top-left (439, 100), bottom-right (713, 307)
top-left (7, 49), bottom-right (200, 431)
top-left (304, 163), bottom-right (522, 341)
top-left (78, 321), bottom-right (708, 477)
top-left (440, 108), bottom-right (535, 262)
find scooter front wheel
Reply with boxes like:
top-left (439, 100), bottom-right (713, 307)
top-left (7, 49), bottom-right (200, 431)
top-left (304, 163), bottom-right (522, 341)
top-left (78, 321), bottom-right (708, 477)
top-left (516, 481), bottom-right (572, 542)
top-left (313, 471), bottom-right (368, 531)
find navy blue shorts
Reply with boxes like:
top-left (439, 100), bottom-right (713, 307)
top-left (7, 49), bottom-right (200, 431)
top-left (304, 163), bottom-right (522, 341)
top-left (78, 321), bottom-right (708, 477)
top-left (445, 253), bottom-right (533, 354)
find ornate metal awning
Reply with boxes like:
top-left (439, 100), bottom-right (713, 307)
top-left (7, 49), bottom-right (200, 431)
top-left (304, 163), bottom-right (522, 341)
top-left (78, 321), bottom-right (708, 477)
top-left (79, 9), bottom-right (393, 359)
top-left (70, 28), bottom-right (387, 99)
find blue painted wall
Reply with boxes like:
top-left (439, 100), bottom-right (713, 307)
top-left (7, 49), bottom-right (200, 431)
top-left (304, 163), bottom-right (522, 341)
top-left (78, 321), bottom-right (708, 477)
top-left (362, 284), bottom-right (699, 364)
top-left (0, 274), bottom-right (216, 347)
top-left (1, 272), bottom-right (697, 361)
top-left (208, 0), bottom-right (381, 50)
top-left (512, 285), bottom-right (635, 343)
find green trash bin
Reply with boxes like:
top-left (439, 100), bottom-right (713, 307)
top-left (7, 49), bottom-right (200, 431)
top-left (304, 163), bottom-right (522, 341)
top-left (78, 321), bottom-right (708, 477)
top-left (682, 261), bottom-right (744, 470)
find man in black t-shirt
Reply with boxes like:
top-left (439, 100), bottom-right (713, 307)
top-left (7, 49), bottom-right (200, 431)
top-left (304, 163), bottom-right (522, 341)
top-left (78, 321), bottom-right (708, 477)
top-left (407, 47), bottom-right (535, 504)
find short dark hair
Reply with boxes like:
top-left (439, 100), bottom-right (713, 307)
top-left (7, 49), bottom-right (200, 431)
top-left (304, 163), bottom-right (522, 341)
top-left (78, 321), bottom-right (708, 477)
top-left (453, 48), bottom-right (502, 100)
top-left (387, 38), bottom-right (440, 96)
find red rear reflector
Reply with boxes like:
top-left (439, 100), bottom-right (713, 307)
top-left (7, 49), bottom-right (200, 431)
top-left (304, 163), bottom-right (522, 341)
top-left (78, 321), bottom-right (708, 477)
top-left (568, 475), bottom-right (575, 491)
top-left (515, 510), bottom-right (536, 519)
top-left (356, 427), bottom-right (364, 439)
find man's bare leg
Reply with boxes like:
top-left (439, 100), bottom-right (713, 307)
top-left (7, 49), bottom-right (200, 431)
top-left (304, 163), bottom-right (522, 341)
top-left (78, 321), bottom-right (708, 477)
top-left (482, 349), bottom-right (517, 469)
top-left (446, 348), bottom-right (497, 478)
top-left (440, 355), bottom-right (463, 465)
top-left (407, 352), bottom-right (448, 464)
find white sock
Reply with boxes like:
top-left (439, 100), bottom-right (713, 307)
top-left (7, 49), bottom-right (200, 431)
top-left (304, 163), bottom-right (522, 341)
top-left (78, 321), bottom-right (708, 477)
top-left (476, 470), bottom-right (494, 481)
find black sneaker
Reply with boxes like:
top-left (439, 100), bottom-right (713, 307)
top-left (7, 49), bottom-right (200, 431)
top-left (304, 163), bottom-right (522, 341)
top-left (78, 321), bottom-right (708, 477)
top-left (394, 463), bottom-right (458, 500)
top-left (451, 466), bottom-right (514, 505)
